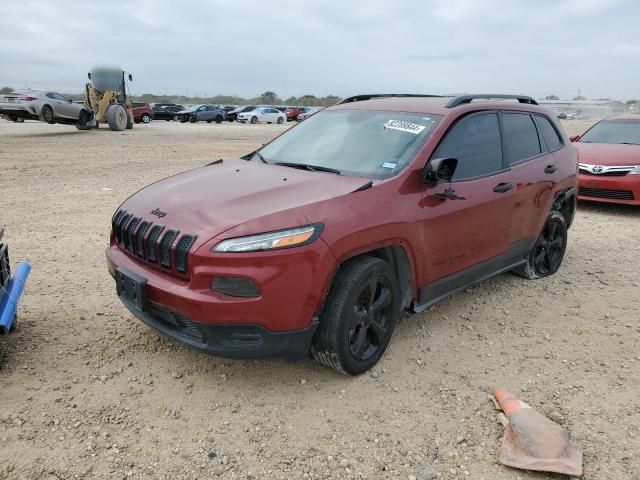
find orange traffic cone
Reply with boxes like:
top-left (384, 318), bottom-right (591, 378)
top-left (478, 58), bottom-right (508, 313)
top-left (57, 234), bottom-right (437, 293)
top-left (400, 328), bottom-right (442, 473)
top-left (494, 389), bottom-right (583, 477)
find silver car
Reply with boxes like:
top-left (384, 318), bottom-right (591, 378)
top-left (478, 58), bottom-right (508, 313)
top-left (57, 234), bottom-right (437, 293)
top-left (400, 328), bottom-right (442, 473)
top-left (0, 89), bottom-right (91, 125)
top-left (296, 107), bottom-right (321, 122)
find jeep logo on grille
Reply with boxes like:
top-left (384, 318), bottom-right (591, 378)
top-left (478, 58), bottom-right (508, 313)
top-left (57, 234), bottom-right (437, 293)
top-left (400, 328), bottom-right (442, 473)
top-left (592, 165), bottom-right (604, 173)
top-left (150, 208), bottom-right (167, 218)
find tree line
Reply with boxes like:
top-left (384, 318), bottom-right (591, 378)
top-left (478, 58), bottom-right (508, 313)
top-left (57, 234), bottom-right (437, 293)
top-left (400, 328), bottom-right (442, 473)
top-left (131, 91), bottom-right (342, 106)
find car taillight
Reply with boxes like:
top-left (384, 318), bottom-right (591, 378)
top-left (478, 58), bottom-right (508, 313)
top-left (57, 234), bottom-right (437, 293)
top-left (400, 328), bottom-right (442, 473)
top-left (20, 96), bottom-right (37, 102)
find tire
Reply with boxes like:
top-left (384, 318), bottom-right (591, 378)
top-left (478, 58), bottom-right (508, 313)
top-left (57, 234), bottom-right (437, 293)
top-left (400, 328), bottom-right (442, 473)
top-left (189, 115), bottom-right (197, 123)
top-left (141, 113), bottom-right (151, 124)
top-left (106, 104), bottom-right (127, 131)
top-left (514, 210), bottom-right (568, 280)
top-left (311, 256), bottom-right (399, 375)
top-left (78, 109), bottom-right (89, 125)
top-left (215, 115), bottom-right (223, 124)
top-left (250, 116), bottom-right (258, 124)
top-left (277, 117), bottom-right (284, 124)
top-left (76, 110), bottom-right (91, 130)
top-left (41, 105), bottom-right (54, 124)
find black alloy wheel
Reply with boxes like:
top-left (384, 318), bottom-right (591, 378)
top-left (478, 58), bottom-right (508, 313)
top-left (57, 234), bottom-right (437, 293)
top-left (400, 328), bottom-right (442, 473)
top-left (514, 210), bottom-right (568, 279)
top-left (312, 256), bottom-right (399, 375)
top-left (532, 215), bottom-right (566, 275)
top-left (348, 276), bottom-right (394, 361)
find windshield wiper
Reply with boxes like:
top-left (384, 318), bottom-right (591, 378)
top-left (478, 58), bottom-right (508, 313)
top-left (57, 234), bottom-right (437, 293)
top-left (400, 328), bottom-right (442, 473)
top-left (274, 161), bottom-right (342, 175)
top-left (621, 142), bottom-right (640, 145)
top-left (252, 151), bottom-right (267, 163)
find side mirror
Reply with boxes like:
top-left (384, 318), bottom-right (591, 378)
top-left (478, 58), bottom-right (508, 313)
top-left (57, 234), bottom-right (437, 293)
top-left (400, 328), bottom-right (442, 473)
top-left (128, 74), bottom-right (133, 81)
top-left (569, 135), bottom-right (579, 142)
top-left (422, 157), bottom-right (458, 184)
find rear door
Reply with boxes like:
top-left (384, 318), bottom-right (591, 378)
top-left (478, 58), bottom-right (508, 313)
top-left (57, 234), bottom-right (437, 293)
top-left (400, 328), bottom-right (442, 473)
top-left (501, 112), bottom-right (559, 243)
top-left (421, 111), bottom-right (517, 289)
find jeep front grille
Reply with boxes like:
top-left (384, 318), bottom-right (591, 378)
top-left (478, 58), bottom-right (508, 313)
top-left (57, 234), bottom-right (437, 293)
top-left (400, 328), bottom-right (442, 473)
top-left (112, 210), bottom-right (197, 275)
top-left (175, 234), bottom-right (197, 273)
top-left (160, 229), bottom-right (179, 268)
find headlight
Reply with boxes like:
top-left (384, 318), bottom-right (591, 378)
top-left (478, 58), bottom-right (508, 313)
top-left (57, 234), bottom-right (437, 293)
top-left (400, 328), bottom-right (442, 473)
top-left (212, 224), bottom-right (322, 253)
top-left (630, 165), bottom-right (640, 175)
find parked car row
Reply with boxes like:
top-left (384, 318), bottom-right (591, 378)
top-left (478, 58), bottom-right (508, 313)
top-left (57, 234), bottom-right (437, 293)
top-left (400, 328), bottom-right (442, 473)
top-left (150, 103), bottom-right (320, 124)
top-left (0, 90), bottom-right (322, 128)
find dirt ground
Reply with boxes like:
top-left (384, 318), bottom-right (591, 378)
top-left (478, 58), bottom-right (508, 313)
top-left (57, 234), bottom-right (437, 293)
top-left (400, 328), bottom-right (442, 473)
top-left (0, 118), bottom-right (638, 480)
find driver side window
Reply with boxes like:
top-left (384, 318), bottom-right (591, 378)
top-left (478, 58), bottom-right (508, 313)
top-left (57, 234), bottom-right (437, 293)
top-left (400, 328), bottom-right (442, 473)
top-left (433, 113), bottom-right (503, 181)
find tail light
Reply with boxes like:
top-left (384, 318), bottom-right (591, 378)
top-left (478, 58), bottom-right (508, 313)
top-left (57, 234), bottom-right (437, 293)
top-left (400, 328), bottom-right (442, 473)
top-left (19, 96), bottom-right (37, 102)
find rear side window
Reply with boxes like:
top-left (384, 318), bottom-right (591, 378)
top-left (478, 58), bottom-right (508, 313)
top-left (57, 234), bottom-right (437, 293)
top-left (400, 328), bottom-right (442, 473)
top-left (501, 113), bottom-right (541, 164)
top-left (534, 116), bottom-right (562, 151)
top-left (433, 113), bottom-right (502, 180)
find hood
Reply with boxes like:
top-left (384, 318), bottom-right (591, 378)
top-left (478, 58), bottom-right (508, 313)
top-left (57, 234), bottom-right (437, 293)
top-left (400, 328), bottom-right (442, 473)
top-left (117, 159), bottom-right (370, 249)
top-left (575, 142), bottom-right (640, 166)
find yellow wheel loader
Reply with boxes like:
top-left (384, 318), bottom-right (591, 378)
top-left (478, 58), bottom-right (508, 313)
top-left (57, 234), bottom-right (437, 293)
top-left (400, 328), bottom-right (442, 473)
top-left (77, 67), bottom-right (134, 131)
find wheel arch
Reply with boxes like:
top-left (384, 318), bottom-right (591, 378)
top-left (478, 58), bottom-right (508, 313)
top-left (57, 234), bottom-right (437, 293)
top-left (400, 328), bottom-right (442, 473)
top-left (319, 242), bottom-right (417, 316)
top-left (553, 186), bottom-right (577, 229)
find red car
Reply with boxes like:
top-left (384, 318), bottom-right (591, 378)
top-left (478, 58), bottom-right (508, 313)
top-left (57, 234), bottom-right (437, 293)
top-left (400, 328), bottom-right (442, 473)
top-left (573, 115), bottom-right (640, 205)
top-left (106, 93), bottom-right (577, 375)
top-left (132, 102), bottom-right (154, 124)
top-left (285, 106), bottom-right (311, 121)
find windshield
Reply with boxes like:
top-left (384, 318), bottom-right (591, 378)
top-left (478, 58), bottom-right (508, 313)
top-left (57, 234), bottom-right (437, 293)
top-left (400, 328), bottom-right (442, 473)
top-left (257, 110), bottom-right (441, 178)
top-left (579, 120), bottom-right (640, 145)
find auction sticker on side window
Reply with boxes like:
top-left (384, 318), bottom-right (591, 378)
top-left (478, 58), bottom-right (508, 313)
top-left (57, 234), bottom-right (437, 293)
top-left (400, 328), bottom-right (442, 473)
top-left (383, 119), bottom-right (426, 134)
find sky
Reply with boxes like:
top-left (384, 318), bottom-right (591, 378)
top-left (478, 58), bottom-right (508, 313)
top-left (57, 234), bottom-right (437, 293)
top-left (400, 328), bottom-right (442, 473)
top-left (0, 0), bottom-right (639, 100)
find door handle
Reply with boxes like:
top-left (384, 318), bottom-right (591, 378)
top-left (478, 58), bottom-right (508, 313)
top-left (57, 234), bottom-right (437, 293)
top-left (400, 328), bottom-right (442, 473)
top-left (545, 165), bottom-right (558, 174)
top-left (493, 182), bottom-right (514, 193)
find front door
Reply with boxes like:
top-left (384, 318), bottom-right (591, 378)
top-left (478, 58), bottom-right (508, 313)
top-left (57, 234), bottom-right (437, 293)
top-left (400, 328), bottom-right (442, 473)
top-left (419, 112), bottom-right (516, 302)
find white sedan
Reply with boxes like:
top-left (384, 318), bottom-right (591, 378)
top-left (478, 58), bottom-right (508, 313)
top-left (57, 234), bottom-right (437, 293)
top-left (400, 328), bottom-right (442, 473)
top-left (237, 107), bottom-right (286, 124)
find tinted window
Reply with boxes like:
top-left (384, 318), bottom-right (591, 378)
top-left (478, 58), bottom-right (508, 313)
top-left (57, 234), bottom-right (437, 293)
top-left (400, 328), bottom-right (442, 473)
top-left (501, 113), bottom-right (541, 164)
top-left (433, 113), bottom-right (502, 180)
top-left (534, 116), bottom-right (562, 151)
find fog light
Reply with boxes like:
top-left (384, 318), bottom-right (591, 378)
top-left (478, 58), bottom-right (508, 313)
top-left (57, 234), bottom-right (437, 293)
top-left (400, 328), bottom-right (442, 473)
top-left (211, 276), bottom-right (260, 298)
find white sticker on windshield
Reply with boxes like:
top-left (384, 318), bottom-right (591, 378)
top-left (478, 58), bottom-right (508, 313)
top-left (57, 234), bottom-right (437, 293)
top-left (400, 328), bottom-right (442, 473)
top-left (384, 119), bottom-right (426, 134)
top-left (381, 162), bottom-right (397, 169)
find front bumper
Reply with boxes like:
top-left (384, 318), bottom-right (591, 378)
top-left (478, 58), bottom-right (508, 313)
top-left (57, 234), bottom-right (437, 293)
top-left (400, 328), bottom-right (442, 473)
top-left (119, 292), bottom-right (318, 359)
top-left (578, 173), bottom-right (640, 205)
top-left (106, 236), bottom-right (335, 359)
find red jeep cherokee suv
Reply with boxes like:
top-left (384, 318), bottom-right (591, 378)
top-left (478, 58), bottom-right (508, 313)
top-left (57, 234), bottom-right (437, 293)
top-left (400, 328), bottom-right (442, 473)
top-left (107, 94), bottom-right (578, 375)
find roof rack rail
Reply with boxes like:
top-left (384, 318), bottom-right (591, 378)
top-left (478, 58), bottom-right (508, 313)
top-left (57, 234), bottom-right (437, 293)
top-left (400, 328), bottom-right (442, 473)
top-left (445, 94), bottom-right (538, 108)
top-left (338, 94), bottom-right (443, 104)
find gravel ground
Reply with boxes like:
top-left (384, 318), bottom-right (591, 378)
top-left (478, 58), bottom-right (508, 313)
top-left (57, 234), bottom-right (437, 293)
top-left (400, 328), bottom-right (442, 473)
top-left (0, 119), bottom-right (638, 480)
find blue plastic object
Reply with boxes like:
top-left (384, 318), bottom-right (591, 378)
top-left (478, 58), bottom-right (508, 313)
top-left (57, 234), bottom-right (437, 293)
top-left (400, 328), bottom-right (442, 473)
top-left (0, 261), bottom-right (31, 334)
